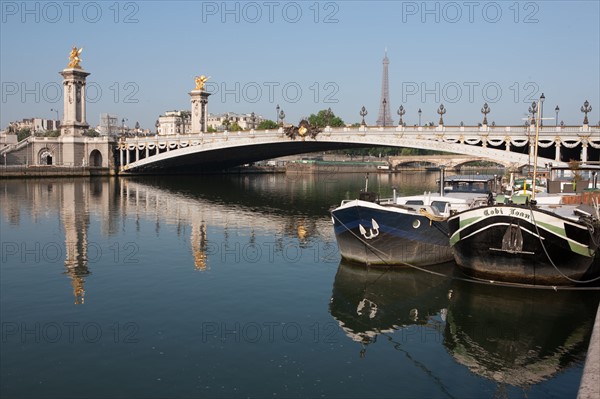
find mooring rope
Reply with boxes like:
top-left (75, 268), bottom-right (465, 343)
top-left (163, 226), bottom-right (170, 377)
top-left (527, 204), bottom-right (600, 285)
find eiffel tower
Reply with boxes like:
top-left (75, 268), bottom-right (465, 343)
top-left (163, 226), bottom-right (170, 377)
top-left (376, 50), bottom-right (393, 126)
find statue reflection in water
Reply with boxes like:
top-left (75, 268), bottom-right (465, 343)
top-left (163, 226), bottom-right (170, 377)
top-left (329, 260), bottom-right (599, 390)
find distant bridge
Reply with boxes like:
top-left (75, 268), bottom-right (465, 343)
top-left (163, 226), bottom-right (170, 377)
top-left (118, 125), bottom-right (600, 173)
top-left (389, 155), bottom-right (511, 169)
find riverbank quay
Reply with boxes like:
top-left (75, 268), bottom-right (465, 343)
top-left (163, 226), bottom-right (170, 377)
top-left (286, 159), bottom-right (388, 174)
top-left (578, 303), bottom-right (600, 399)
top-left (0, 165), bottom-right (114, 178)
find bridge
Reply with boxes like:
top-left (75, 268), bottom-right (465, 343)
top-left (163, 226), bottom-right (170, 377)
top-left (118, 124), bottom-right (600, 173)
top-left (389, 155), bottom-right (510, 169)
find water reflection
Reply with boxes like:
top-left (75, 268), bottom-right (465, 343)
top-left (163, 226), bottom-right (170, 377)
top-left (329, 261), bottom-right (599, 389)
top-left (329, 261), bottom-right (453, 354)
top-left (444, 281), bottom-right (599, 387)
top-left (0, 176), bottom-right (339, 303)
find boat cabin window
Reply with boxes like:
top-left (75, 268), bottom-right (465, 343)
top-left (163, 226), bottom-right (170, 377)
top-left (431, 201), bottom-right (449, 213)
top-left (405, 200), bottom-right (424, 205)
top-left (444, 181), bottom-right (490, 192)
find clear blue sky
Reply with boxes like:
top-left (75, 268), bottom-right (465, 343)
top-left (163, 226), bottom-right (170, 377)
top-left (1, 0), bottom-right (599, 130)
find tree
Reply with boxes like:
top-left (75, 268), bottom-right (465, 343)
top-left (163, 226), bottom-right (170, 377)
top-left (257, 119), bottom-right (279, 130)
top-left (222, 116), bottom-right (231, 130)
top-left (82, 129), bottom-right (100, 137)
top-left (37, 130), bottom-right (60, 137)
top-left (229, 122), bottom-right (243, 132)
top-left (308, 109), bottom-right (345, 128)
top-left (207, 126), bottom-right (217, 133)
top-left (16, 128), bottom-right (31, 142)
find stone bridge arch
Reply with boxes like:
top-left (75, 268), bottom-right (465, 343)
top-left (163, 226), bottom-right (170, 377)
top-left (38, 147), bottom-right (55, 165)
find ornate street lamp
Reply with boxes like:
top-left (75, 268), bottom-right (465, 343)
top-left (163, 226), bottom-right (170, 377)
top-left (397, 105), bottom-right (405, 126)
top-left (279, 109), bottom-right (285, 127)
top-left (581, 100), bottom-right (592, 125)
top-left (481, 103), bottom-right (491, 125)
top-left (382, 98), bottom-right (387, 127)
top-left (437, 104), bottom-right (446, 125)
top-left (326, 107), bottom-right (333, 127)
top-left (250, 112), bottom-right (256, 129)
top-left (528, 102), bottom-right (537, 125)
top-left (359, 106), bottom-right (368, 126)
top-left (276, 104), bottom-right (280, 124)
top-left (539, 93), bottom-right (545, 126)
top-left (418, 108), bottom-right (422, 126)
top-left (555, 105), bottom-right (560, 127)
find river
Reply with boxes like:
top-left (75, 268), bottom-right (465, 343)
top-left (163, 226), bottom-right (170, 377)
top-left (1, 172), bottom-right (598, 398)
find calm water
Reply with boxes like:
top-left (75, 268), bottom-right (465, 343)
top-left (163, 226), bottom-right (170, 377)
top-left (1, 173), bottom-right (598, 399)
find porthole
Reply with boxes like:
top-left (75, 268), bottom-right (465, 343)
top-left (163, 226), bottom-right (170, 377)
top-left (412, 219), bottom-right (421, 229)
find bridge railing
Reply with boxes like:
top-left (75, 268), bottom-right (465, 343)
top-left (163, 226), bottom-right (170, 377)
top-left (121, 125), bottom-right (599, 143)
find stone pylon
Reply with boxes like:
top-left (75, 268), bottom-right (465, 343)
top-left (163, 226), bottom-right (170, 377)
top-left (59, 67), bottom-right (90, 136)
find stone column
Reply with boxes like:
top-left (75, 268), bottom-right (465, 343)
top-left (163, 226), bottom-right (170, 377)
top-left (60, 68), bottom-right (90, 136)
top-left (189, 90), bottom-right (212, 133)
top-left (582, 140), bottom-right (588, 163)
top-left (555, 140), bottom-right (561, 162)
top-left (59, 67), bottom-right (90, 166)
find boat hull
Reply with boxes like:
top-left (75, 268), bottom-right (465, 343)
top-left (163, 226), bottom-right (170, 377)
top-left (448, 205), bottom-right (599, 285)
top-left (332, 201), bottom-right (453, 266)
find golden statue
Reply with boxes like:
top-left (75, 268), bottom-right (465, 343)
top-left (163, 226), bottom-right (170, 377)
top-left (194, 75), bottom-right (210, 90)
top-left (67, 46), bottom-right (83, 69)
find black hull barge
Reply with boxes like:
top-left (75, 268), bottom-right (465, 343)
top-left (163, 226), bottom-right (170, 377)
top-left (448, 204), bottom-right (600, 285)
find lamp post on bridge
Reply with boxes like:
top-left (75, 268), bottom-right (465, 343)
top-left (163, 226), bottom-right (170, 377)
top-left (278, 109), bottom-right (285, 127)
top-left (528, 102), bottom-right (537, 126)
top-left (481, 103), bottom-right (490, 126)
top-left (555, 106), bottom-right (560, 127)
top-left (325, 107), bottom-right (332, 127)
top-left (50, 108), bottom-right (60, 130)
top-left (437, 104), bottom-right (446, 126)
top-left (397, 105), bottom-right (405, 126)
top-left (539, 93), bottom-right (545, 126)
top-left (276, 104), bottom-right (280, 125)
top-left (359, 106), bottom-right (368, 127)
top-left (418, 108), bottom-right (422, 126)
top-left (382, 98), bottom-right (387, 127)
top-left (581, 100), bottom-right (592, 126)
top-left (121, 118), bottom-right (128, 137)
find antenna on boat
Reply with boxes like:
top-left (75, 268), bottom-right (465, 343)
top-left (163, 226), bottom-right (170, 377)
top-left (439, 165), bottom-right (445, 197)
top-left (531, 97), bottom-right (541, 202)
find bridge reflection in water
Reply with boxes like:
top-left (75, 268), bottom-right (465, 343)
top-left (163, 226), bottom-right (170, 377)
top-left (329, 261), bottom-right (599, 391)
top-left (0, 176), bottom-right (337, 303)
